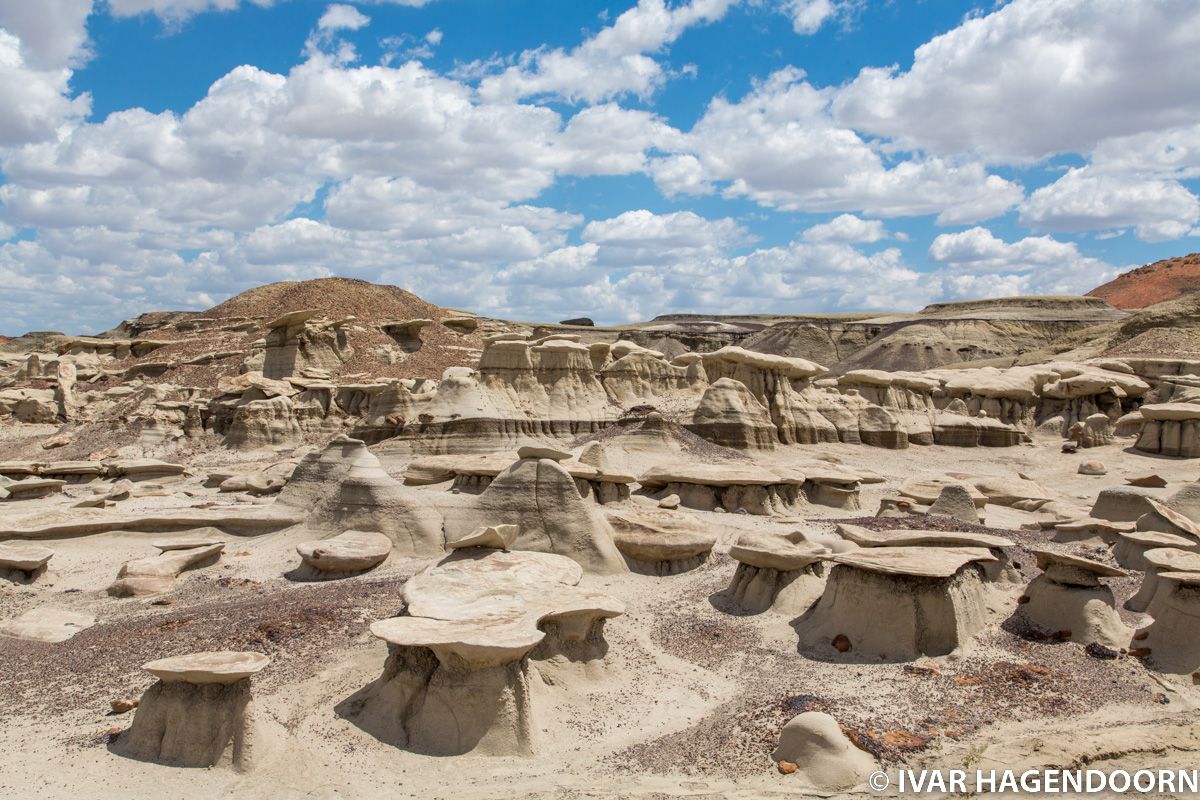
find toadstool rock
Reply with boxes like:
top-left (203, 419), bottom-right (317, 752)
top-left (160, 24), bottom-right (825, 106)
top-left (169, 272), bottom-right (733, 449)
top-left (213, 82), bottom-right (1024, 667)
top-left (115, 651), bottom-right (269, 769)
top-left (799, 547), bottom-right (997, 660)
top-left (1018, 549), bottom-right (1130, 648)
top-left (725, 532), bottom-right (828, 615)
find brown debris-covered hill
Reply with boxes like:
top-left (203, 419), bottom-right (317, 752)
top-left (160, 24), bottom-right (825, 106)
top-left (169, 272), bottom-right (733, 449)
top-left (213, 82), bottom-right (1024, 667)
top-left (1087, 253), bottom-right (1200, 309)
top-left (102, 277), bottom-right (487, 388)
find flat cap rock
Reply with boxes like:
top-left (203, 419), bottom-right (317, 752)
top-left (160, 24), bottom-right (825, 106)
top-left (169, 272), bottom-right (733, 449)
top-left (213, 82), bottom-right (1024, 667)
top-left (1121, 527), bottom-right (1199, 548)
top-left (1143, 547), bottom-right (1200, 573)
top-left (371, 615), bottom-right (545, 668)
top-left (1139, 403), bottom-right (1200, 421)
top-left (612, 528), bottom-right (716, 563)
top-left (1032, 548), bottom-right (1127, 578)
top-left (446, 524), bottom-right (519, 551)
top-left (143, 651), bottom-right (271, 684)
top-left (836, 524), bottom-right (1012, 549)
top-left (0, 542), bottom-right (54, 571)
top-left (0, 608), bottom-right (95, 643)
top-left (1146, 499), bottom-right (1200, 538)
top-left (297, 530), bottom-right (392, 572)
top-left (729, 532), bottom-right (828, 571)
top-left (829, 546), bottom-right (996, 578)
top-left (639, 463), bottom-right (796, 488)
top-left (516, 445), bottom-right (572, 461)
top-left (153, 534), bottom-right (226, 552)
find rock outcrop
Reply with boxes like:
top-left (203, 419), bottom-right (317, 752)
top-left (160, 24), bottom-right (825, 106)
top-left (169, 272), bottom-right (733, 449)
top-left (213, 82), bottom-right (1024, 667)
top-left (116, 651), bottom-right (269, 769)
top-left (349, 550), bottom-right (622, 756)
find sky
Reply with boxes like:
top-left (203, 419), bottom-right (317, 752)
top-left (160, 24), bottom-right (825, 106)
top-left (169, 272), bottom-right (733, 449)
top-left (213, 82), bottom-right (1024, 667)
top-left (0, 0), bottom-right (1198, 334)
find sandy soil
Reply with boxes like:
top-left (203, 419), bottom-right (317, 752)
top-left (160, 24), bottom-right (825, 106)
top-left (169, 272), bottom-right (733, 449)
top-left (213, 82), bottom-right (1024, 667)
top-left (1, 436), bottom-right (1199, 799)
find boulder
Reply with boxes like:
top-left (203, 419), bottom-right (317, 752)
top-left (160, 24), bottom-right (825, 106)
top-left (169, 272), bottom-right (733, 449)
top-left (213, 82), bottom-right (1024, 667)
top-left (1091, 486), bottom-right (1166, 522)
top-left (0, 608), bottom-right (95, 643)
top-left (772, 712), bottom-right (876, 791)
top-left (442, 458), bottom-right (628, 574)
top-left (687, 377), bottom-right (778, 450)
top-left (446, 524), bottom-right (519, 551)
top-left (927, 484), bottom-right (981, 525)
top-left (297, 530), bottom-right (393, 574)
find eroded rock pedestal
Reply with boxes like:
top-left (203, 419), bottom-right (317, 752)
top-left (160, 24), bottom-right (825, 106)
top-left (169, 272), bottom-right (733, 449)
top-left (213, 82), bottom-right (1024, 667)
top-left (349, 549), bottom-right (623, 756)
top-left (1019, 550), bottom-right (1130, 648)
top-left (116, 651), bottom-right (269, 769)
top-left (798, 547), bottom-right (996, 661)
top-left (725, 532), bottom-right (828, 615)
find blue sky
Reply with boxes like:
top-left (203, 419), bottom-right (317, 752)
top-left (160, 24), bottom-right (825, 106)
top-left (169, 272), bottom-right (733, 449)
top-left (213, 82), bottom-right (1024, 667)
top-left (0, 0), bottom-right (1197, 334)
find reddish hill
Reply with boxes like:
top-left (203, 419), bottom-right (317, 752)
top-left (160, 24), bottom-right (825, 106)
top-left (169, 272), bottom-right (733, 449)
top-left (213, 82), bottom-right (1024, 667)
top-left (1087, 253), bottom-right (1200, 309)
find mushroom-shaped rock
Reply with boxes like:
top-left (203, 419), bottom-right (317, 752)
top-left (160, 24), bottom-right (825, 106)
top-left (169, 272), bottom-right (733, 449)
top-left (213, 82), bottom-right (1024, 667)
top-left (0, 542), bottom-right (54, 580)
top-left (606, 508), bottom-right (715, 576)
top-left (772, 711), bottom-right (876, 791)
top-left (347, 550), bottom-right (623, 756)
top-left (1127, 548), bottom-right (1200, 613)
top-left (1135, 403), bottom-right (1200, 458)
top-left (927, 484), bottom-right (982, 525)
top-left (0, 607), bottom-right (95, 642)
top-left (297, 530), bottom-right (392, 574)
top-left (1018, 549), bottom-right (1130, 648)
top-left (107, 543), bottom-right (224, 597)
top-left (637, 463), bottom-right (806, 516)
top-left (1091, 486), bottom-right (1166, 523)
top-left (610, 528), bottom-right (715, 576)
top-left (116, 651), bottom-right (269, 769)
top-left (798, 547), bottom-right (996, 660)
top-left (1051, 517), bottom-right (1135, 545)
top-left (725, 533), bottom-right (828, 615)
top-left (380, 319), bottom-right (433, 351)
top-left (1139, 572), bottom-right (1200, 674)
top-left (446, 524), bottom-right (519, 551)
top-left (1113, 529), bottom-right (1200, 571)
top-left (1137, 499), bottom-right (1200, 540)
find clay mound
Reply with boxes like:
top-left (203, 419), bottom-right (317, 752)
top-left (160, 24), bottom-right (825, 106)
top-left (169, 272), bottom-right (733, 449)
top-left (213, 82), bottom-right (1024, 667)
top-left (102, 278), bottom-right (485, 387)
top-left (1103, 293), bottom-right (1200, 359)
top-left (1088, 253), bottom-right (1200, 309)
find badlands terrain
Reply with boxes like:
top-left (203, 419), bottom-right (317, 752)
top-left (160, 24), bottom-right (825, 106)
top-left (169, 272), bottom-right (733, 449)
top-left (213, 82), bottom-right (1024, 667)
top-left (2, 257), bottom-right (1200, 798)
